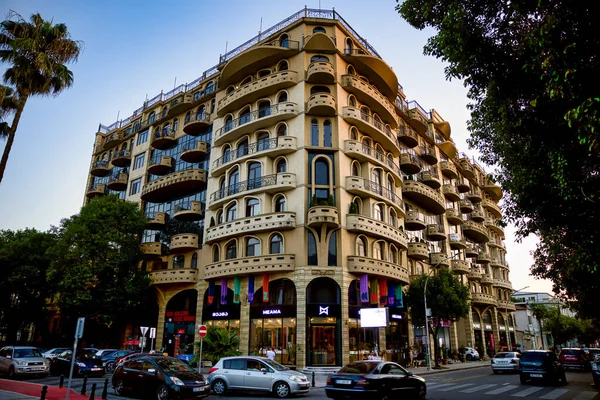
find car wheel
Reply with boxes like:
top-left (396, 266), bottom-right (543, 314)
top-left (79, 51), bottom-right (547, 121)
top-left (105, 362), bottom-right (116, 373)
top-left (156, 385), bottom-right (169, 400)
top-left (274, 381), bottom-right (291, 398)
top-left (519, 374), bottom-right (527, 384)
top-left (114, 380), bottom-right (124, 396)
top-left (8, 367), bottom-right (16, 379)
top-left (466, 354), bottom-right (473, 361)
top-left (212, 379), bottom-right (227, 395)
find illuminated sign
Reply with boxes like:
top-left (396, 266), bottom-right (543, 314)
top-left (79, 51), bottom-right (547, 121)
top-left (262, 309), bottom-right (282, 315)
top-left (319, 306), bottom-right (329, 315)
top-left (391, 314), bottom-right (403, 320)
top-left (212, 311), bottom-right (229, 318)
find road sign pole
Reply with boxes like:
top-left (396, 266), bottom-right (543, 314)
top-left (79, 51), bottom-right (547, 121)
top-left (67, 317), bottom-right (85, 400)
top-left (197, 325), bottom-right (207, 374)
top-left (198, 338), bottom-right (203, 374)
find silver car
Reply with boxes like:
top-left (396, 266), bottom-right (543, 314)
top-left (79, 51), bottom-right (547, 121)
top-left (42, 348), bottom-right (70, 359)
top-left (208, 356), bottom-right (310, 398)
top-left (491, 351), bottom-right (521, 373)
top-left (0, 346), bottom-right (50, 378)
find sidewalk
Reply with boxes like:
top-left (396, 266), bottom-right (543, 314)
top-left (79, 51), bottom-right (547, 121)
top-left (0, 379), bottom-right (89, 400)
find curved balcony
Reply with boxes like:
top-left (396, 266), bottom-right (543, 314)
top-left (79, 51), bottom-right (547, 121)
top-left (345, 176), bottom-right (404, 214)
top-left (180, 140), bottom-right (209, 163)
top-left (341, 49), bottom-right (398, 101)
top-left (217, 70), bottom-right (298, 116)
top-left (346, 214), bottom-right (408, 250)
top-left (107, 173), bottom-right (128, 191)
top-left (435, 120), bottom-right (451, 138)
top-left (451, 259), bottom-right (470, 274)
top-left (147, 155), bottom-right (174, 176)
top-left (151, 109), bottom-right (170, 128)
top-left (471, 209), bottom-right (485, 223)
top-left (402, 180), bottom-right (445, 215)
top-left (141, 242), bottom-right (164, 257)
top-left (341, 74), bottom-right (397, 126)
top-left (481, 274), bottom-right (494, 285)
top-left (426, 224), bottom-right (446, 241)
top-left (307, 61), bottom-right (335, 84)
top-left (213, 136), bottom-right (297, 177)
top-left (483, 181), bottom-right (503, 201)
top-left (504, 301), bottom-right (516, 311)
top-left (147, 211), bottom-right (168, 229)
top-left (183, 112), bottom-right (212, 136)
top-left (111, 150), bottom-right (132, 168)
top-left (407, 106), bottom-right (428, 135)
top-left (471, 292), bottom-right (497, 307)
top-left (468, 270), bottom-right (482, 282)
top-left (204, 254), bottom-right (296, 279)
top-left (307, 206), bottom-right (340, 228)
top-left (400, 151), bottom-right (422, 175)
top-left (151, 130), bottom-right (177, 151)
top-left (219, 39), bottom-right (300, 87)
top-left (170, 233), bottom-right (199, 252)
top-left (457, 180), bottom-right (470, 193)
top-left (150, 268), bottom-right (198, 285)
top-left (439, 161), bottom-right (458, 179)
top-left (303, 33), bottom-right (337, 53)
top-left (420, 145), bottom-right (438, 165)
top-left (141, 168), bottom-right (206, 203)
top-left (482, 198), bottom-right (502, 219)
top-left (460, 199), bottom-right (474, 213)
top-left (90, 161), bottom-right (110, 177)
top-left (342, 106), bottom-right (400, 156)
top-left (446, 208), bottom-right (463, 225)
top-left (174, 201), bottom-right (203, 221)
top-left (477, 252), bottom-right (491, 264)
top-left (205, 212), bottom-right (296, 244)
top-left (347, 256), bottom-right (410, 285)
top-left (468, 188), bottom-right (483, 204)
top-left (463, 220), bottom-right (490, 243)
top-left (430, 253), bottom-right (451, 268)
top-left (404, 211), bottom-right (426, 231)
top-left (103, 131), bottom-right (124, 150)
top-left (209, 172), bottom-right (296, 210)
top-left (344, 140), bottom-right (403, 184)
top-left (214, 102), bottom-right (298, 146)
top-left (485, 218), bottom-right (505, 237)
top-left (438, 140), bottom-right (457, 159)
top-left (397, 125), bottom-right (419, 148)
top-left (442, 184), bottom-right (460, 201)
top-left (167, 93), bottom-right (194, 117)
top-left (407, 241), bottom-right (428, 261)
top-left (458, 158), bottom-right (475, 179)
top-left (494, 278), bottom-right (513, 291)
top-left (466, 245), bottom-right (479, 258)
top-left (86, 183), bottom-right (107, 199)
top-left (306, 93), bottom-right (336, 116)
top-left (419, 170), bottom-right (441, 190)
top-left (449, 233), bottom-right (467, 250)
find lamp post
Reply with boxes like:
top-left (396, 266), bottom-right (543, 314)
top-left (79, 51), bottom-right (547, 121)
top-left (505, 286), bottom-right (529, 351)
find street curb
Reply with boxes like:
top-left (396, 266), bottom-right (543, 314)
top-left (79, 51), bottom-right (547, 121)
top-left (418, 364), bottom-right (489, 376)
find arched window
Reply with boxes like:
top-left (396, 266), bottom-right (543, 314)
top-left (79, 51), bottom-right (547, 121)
top-left (225, 240), bottom-right (237, 260)
top-left (240, 76), bottom-right (252, 86)
top-left (374, 204), bottom-right (384, 221)
top-left (387, 175), bottom-right (395, 193)
top-left (315, 158), bottom-right (329, 185)
top-left (172, 118), bottom-right (178, 132)
top-left (371, 168), bottom-right (382, 187)
top-left (197, 105), bottom-right (206, 120)
top-left (246, 198), bottom-right (260, 217)
top-left (133, 120), bottom-right (140, 132)
top-left (191, 253), bottom-right (198, 269)
top-left (275, 195), bottom-right (286, 212)
top-left (373, 114), bottom-right (382, 125)
top-left (278, 60), bottom-right (288, 71)
top-left (360, 106), bottom-right (370, 120)
top-left (352, 197), bottom-right (361, 214)
top-left (184, 112), bottom-right (191, 124)
top-left (258, 69), bottom-right (271, 78)
top-left (237, 138), bottom-right (249, 158)
top-left (310, 86), bottom-right (330, 95)
top-left (205, 81), bottom-right (215, 94)
top-left (307, 231), bottom-right (317, 265)
top-left (247, 162), bottom-right (262, 190)
top-left (224, 115), bottom-right (233, 132)
top-left (173, 255), bottom-right (185, 269)
top-left (350, 126), bottom-right (358, 141)
top-left (276, 159), bottom-right (287, 173)
top-left (389, 246), bottom-right (398, 264)
top-left (311, 119), bottom-right (319, 146)
top-left (351, 161), bottom-right (360, 177)
top-left (277, 92), bottom-right (288, 103)
top-left (226, 86), bottom-right (235, 95)
top-left (347, 65), bottom-right (356, 75)
top-left (258, 101), bottom-right (271, 118)
top-left (211, 99), bottom-right (216, 113)
top-left (212, 246), bottom-right (220, 262)
top-left (345, 38), bottom-right (353, 55)
top-left (228, 168), bottom-right (239, 191)
top-left (373, 241), bottom-right (384, 260)
top-left (328, 231), bottom-right (337, 266)
top-left (276, 124), bottom-right (287, 136)
top-left (216, 210), bottom-right (223, 225)
top-left (222, 145), bottom-right (231, 163)
top-left (162, 123), bottom-right (170, 135)
top-left (226, 202), bottom-right (237, 222)
top-left (148, 111), bottom-right (156, 124)
top-left (348, 95), bottom-right (357, 108)
top-left (356, 236), bottom-right (367, 256)
top-left (257, 132), bottom-right (270, 152)
top-left (239, 107), bottom-right (251, 125)
top-left (279, 34), bottom-right (289, 48)
top-left (246, 237), bottom-right (261, 257)
top-left (270, 234), bottom-right (284, 254)
top-left (310, 55), bottom-right (329, 62)
top-left (323, 119), bottom-right (332, 147)
top-left (313, 26), bottom-right (326, 33)
top-left (389, 209), bottom-right (397, 227)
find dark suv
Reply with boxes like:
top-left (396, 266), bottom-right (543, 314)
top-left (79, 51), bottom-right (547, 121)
top-left (519, 350), bottom-right (566, 385)
top-left (559, 348), bottom-right (589, 370)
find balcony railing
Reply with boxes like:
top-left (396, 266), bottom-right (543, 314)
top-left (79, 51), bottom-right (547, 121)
top-left (345, 176), bottom-right (404, 211)
top-left (214, 103), bottom-right (296, 142)
top-left (349, 140), bottom-right (402, 178)
top-left (210, 173), bottom-right (294, 204)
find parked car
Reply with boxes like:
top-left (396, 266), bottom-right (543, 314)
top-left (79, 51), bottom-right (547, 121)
top-left (42, 348), bottom-right (70, 360)
top-left (491, 351), bottom-right (521, 373)
top-left (591, 353), bottom-right (600, 387)
top-left (325, 360), bottom-right (426, 400)
top-left (112, 355), bottom-right (210, 399)
top-left (559, 348), bottom-right (589, 370)
top-left (519, 350), bottom-right (566, 385)
top-left (586, 348), bottom-right (600, 369)
top-left (50, 348), bottom-right (105, 377)
top-left (0, 346), bottom-right (50, 379)
top-left (100, 350), bottom-right (134, 373)
top-left (463, 347), bottom-right (480, 361)
top-left (208, 356), bottom-right (309, 398)
top-left (96, 349), bottom-right (118, 357)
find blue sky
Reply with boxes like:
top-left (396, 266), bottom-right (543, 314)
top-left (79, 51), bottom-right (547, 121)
top-left (0, 0), bottom-right (551, 293)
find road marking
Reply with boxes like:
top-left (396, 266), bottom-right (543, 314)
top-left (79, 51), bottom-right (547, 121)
top-left (511, 386), bottom-right (544, 397)
top-left (460, 384), bottom-right (498, 393)
top-left (572, 392), bottom-right (598, 400)
top-left (485, 384), bottom-right (519, 395)
top-left (539, 389), bottom-right (569, 399)
top-left (437, 383), bottom-right (476, 392)
top-left (428, 383), bottom-right (460, 390)
top-left (445, 372), bottom-right (492, 382)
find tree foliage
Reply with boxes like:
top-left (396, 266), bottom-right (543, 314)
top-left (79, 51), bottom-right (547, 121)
top-left (396, 1), bottom-right (600, 321)
top-left (195, 326), bottom-right (241, 364)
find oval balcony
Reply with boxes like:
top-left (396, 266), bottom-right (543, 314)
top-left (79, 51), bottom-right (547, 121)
top-left (451, 259), bottom-right (470, 274)
top-left (420, 145), bottom-right (438, 165)
top-left (503, 301), bottom-right (516, 311)
top-left (213, 102), bottom-right (298, 146)
top-left (151, 109), bottom-right (170, 129)
top-left (174, 201), bottom-right (203, 221)
top-left (407, 106), bottom-right (428, 135)
top-left (460, 199), bottom-right (474, 213)
top-left (463, 220), bottom-right (490, 243)
top-left (435, 119), bottom-right (451, 139)
top-left (307, 61), bottom-right (335, 84)
top-left (167, 93), bottom-right (194, 117)
top-left (346, 214), bottom-right (408, 250)
top-left (404, 210), bottom-right (427, 231)
top-left (477, 252), bottom-right (491, 264)
top-left (407, 240), bottom-right (429, 261)
top-left (148, 155), bottom-right (174, 176)
top-left (90, 161), bottom-right (110, 177)
top-left (341, 49), bottom-right (398, 101)
top-left (481, 274), bottom-right (494, 285)
top-left (141, 242), bottom-right (163, 257)
top-left (493, 278), bottom-right (513, 291)
top-left (170, 233), bottom-right (199, 252)
top-left (103, 131), bottom-right (124, 150)
top-left (468, 269), bottom-right (483, 281)
top-left (86, 183), bottom-right (107, 199)
top-left (204, 254), bottom-right (295, 280)
top-left (151, 130), bottom-right (177, 150)
top-left (212, 136), bottom-right (297, 177)
top-left (457, 180), bottom-right (471, 193)
top-left (426, 224), bottom-right (446, 241)
top-left (438, 140), bottom-right (457, 159)
top-left (471, 292), bottom-right (497, 307)
top-left (111, 150), bottom-right (132, 168)
top-left (402, 180), bottom-right (445, 215)
top-left (449, 233), bottom-right (467, 250)
top-left (458, 158), bottom-right (475, 179)
top-left (442, 184), bottom-right (460, 202)
top-left (466, 245), bottom-right (479, 258)
top-left (485, 218), bottom-right (505, 237)
top-left (430, 253), bottom-right (451, 268)
top-left (439, 161), bottom-right (458, 179)
top-left (342, 106), bottom-right (400, 156)
top-left (180, 140), bottom-right (209, 163)
top-left (419, 170), bottom-right (441, 190)
top-left (303, 32), bottom-right (337, 53)
top-left (183, 112), bottom-right (211, 136)
top-left (141, 168), bottom-right (207, 203)
top-left (209, 172), bottom-right (296, 210)
top-left (306, 93), bottom-right (336, 116)
top-left (397, 125), bottom-right (419, 148)
top-left (471, 209), bottom-right (486, 223)
top-left (347, 256), bottom-right (410, 285)
top-left (400, 151), bottom-right (422, 175)
top-left (107, 173), bottom-right (128, 191)
top-left (205, 212), bottom-right (296, 244)
top-left (308, 206), bottom-right (340, 229)
top-left (344, 140), bottom-right (403, 183)
top-left (446, 208), bottom-right (463, 225)
top-left (341, 74), bottom-right (397, 126)
top-left (345, 176), bottom-right (404, 214)
top-left (483, 181), bottom-right (503, 201)
top-left (147, 211), bottom-right (168, 229)
top-left (468, 188), bottom-right (483, 204)
top-left (150, 268), bottom-right (198, 285)
top-left (217, 70), bottom-right (298, 116)
top-left (482, 198), bottom-right (502, 219)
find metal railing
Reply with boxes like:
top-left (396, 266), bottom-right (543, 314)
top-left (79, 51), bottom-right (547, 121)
top-left (113, 149), bottom-right (131, 158)
top-left (215, 103), bottom-right (291, 140)
top-left (407, 100), bottom-right (431, 119)
top-left (358, 142), bottom-right (403, 177)
top-left (213, 138), bottom-right (279, 169)
top-left (353, 108), bottom-right (399, 148)
top-left (210, 174), bottom-right (279, 203)
top-left (355, 178), bottom-right (404, 209)
top-left (174, 201), bottom-right (203, 213)
top-left (91, 160), bottom-right (108, 169)
top-left (397, 125), bottom-right (418, 142)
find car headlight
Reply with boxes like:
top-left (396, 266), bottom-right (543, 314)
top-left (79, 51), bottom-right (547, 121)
top-left (16, 361), bottom-right (28, 366)
top-left (44, 360), bottom-right (50, 366)
top-left (288, 375), bottom-right (304, 382)
top-left (170, 376), bottom-right (185, 386)
top-left (78, 362), bottom-right (86, 367)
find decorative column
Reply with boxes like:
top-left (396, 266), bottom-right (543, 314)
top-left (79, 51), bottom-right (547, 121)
top-left (239, 277), bottom-right (251, 355)
top-left (491, 308), bottom-right (500, 354)
top-left (155, 289), bottom-right (167, 351)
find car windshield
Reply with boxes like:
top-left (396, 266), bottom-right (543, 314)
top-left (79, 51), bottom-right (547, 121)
top-left (14, 349), bottom-right (42, 358)
top-left (522, 352), bottom-right (550, 362)
top-left (77, 349), bottom-right (97, 360)
top-left (338, 362), bottom-right (379, 374)
top-left (156, 358), bottom-right (196, 373)
top-left (561, 349), bottom-right (581, 356)
top-left (495, 352), bottom-right (517, 358)
top-left (262, 359), bottom-right (288, 371)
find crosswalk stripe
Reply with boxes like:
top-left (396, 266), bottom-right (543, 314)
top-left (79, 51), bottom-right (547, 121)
top-left (540, 389), bottom-right (569, 399)
top-left (460, 384), bottom-right (498, 393)
top-left (485, 385), bottom-right (520, 395)
top-left (572, 392), bottom-right (598, 400)
top-left (428, 383), bottom-right (460, 390)
top-left (511, 386), bottom-right (544, 397)
top-left (437, 383), bottom-right (476, 392)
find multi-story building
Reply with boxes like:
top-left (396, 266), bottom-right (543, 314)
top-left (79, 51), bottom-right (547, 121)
top-left (85, 8), bottom-right (514, 367)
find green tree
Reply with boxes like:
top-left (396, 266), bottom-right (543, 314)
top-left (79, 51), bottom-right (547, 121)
top-left (405, 268), bottom-right (470, 367)
top-left (0, 84), bottom-right (17, 138)
top-left (0, 11), bottom-right (83, 183)
top-left (195, 326), bottom-right (241, 364)
top-left (396, 1), bottom-right (600, 321)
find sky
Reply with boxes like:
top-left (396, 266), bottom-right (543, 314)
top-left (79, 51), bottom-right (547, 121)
top-left (0, 0), bottom-right (552, 294)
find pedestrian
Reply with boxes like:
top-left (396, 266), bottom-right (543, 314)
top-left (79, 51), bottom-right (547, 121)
top-left (267, 347), bottom-right (276, 361)
top-left (412, 348), bottom-right (419, 368)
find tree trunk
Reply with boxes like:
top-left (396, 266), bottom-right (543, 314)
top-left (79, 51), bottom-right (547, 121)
top-left (0, 97), bottom-right (27, 184)
top-left (431, 323), bottom-right (440, 367)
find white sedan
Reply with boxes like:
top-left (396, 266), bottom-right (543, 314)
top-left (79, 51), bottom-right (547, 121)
top-left (491, 351), bottom-right (521, 373)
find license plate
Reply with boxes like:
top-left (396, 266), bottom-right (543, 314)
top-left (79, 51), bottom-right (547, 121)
top-left (27, 367), bottom-right (44, 371)
top-left (92, 368), bottom-right (103, 371)
top-left (337, 379), bottom-right (352, 385)
top-left (530, 373), bottom-right (543, 378)
top-left (192, 387), bottom-right (205, 392)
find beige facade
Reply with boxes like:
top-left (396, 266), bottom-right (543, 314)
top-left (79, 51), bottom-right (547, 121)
top-left (86, 8), bottom-right (515, 367)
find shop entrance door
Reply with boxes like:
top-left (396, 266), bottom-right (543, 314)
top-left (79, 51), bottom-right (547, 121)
top-left (309, 319), bottom-right (336, 366)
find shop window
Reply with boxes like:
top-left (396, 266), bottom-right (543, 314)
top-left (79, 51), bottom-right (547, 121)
top-left (246, 237), bottom-right (261, 257)
top-left (270, 233), bottom-right (283, 254)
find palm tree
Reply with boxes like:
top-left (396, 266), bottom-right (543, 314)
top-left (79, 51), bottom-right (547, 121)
top-left (0, 84), bottom-right (17, 139)
top-left (0, 11), bottom-right (82, 183)
top-left (196, 327), bottom-right (241, 365)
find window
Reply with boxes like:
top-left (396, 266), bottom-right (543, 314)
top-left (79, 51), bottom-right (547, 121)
top-left (277, 92), bottom-right (288, 103)
top-left (276, 159), bottom-right (287, 173)
top-left (315, 159), bottom-right (329, 185)
top-left (239, 108), bottom-right (251, 125)
top-left (258, 101), bottom-right (271, 118)
top-left (129, 178), bottom-right (142, 196)
top-left (257, 132), bottom-right (270, 152)
top-left (197, 105), bottom-right (206, 120)
top-left (226, 241), bottom-right (237, 260)
top-left (310, 55), bottom-right (329, 62)
top-left (274, 195), bottom-right (286, 212)
top-left (270, 234), bottom-right (283, 254)
top-left (136, 130), bottom-right (148, 145)
top-left (279, 34), bottom-right (289, 48)
top-left (328, 231), bottom-right (337, 266)
top-left (347, 65), bottom-right (356, 75)
top-left (277, 124), bottom-right (287, 136)
top-left (173, 255), bottom-right (185, 269)
top-left (356, 237), bottom-right (366, 256)
top-left (374, 204), bottom-right (384, 221)
top-left (246, 237), bottom-right (260, 257)
top-left (373, 242), bottom-right (384, 260)
top-left (313, 26), bottom-right (326, 33)
top-left (246, 198), bottom-right (259, 217)
top-left (278, 60), bottom-right (288, 71)
top-left (213, 246), bottom-right (220, 262)
top-left (237, 139), bottom-right (249, 158)
top-left (351, 162), bottom-right (360, 177)
top-left (226, 203), bottom-right (237, 222)
top-left (349, 95), bottom-right (357, 108)
top-left (228, 168), bottom-right (239, 193)
top-left (224, 115), bottom-right (233, 132)
top-left (307, 231), bottom-right (317, 265)
top-left (247, 162), bottom-right (262, 190)
top-left (311, 119), bottom-right (319, 146)
top-left (258, 69), bottom-right (271, 78)
top-left (323, 119), bottom-right (332, 147)
top-left (350, 127), bottom-right (358, 141)
top-left (241, 76), bottom-right (252, 86)
top-left (211, 99), bottom-right (216, 113)
top-left (148, 112), bottom-right (156, 124)
top-left (206, 81), bottom-right (215, 94)
top-left (191, 253), bottom-right (198, 269)
top-left (133, 153), bottom-right (145, 170)
top-left (184, 112), bottom-right (191, 124)
top-left (345, 38), bottom-right (353, 55)
top-left (310, 86), bottom-right (330, 95)
top-left (173, 118), bottom-right (178, 132)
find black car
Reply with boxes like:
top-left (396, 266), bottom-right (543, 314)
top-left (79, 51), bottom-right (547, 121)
top-left (519, 350), bottom-right (566, 385)
top-left (325, 360), bottom-right (426, 400)
top-left (50, 348), bottom-right (105, 377)
top-left (100, 350), bottom-right (134, 373)
top-left (112, 355), bottom-right (210, 400)
top-left (592, 353), bottom-right (600, 387)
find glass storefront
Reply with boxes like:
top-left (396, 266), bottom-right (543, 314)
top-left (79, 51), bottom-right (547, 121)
top-left (201, 283), bottom-right (241, 337)
top-left (163, 289), bottom-right (197, 356)
top-left (306, 278), bottom-right (341, 366)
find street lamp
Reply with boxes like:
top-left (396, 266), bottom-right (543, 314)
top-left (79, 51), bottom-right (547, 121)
top-left (505, 286), bottom-right (529, 351)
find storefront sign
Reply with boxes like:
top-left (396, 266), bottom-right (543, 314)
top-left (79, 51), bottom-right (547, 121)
top-left (391, 313), bottom-right (403, 320)
top-left (263, 308), bottom-right (282, 315)
top-left (484, 324), bottom-right (493, 330)
top-left (250, 305), bottom-right (296, 319)
top-left (212, 311), bottom-right (229, 318)
top-left (473, 323), bottom-right (481, 329)
top-left (319, 306), bottom-right (329, 315)
top-left (307, 303), bottom-right (341, 317)
top-left (202, 303), bottom-right (241, 321)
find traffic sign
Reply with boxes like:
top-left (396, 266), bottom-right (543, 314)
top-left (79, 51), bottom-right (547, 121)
top-left (198, 325), bottom-right (207, 338)
top-left (140, 326), bottom-right (149, 336)
top-left (149, 327), bottom-right (156, 339)
top-left (75, 317), bottom-right (85, 339)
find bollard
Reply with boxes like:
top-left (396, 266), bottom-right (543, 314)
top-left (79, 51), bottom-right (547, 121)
top-left (59, 375), bottom-right (65, 388)
top-left (101, 378), bottom-right (109, 399)
top-left (81, 375), bottom-right (88, 395)
top-left (89, 383), bottom-right (96, 400)
top-left (312, 371), bottom-right (315, 387)
top-left (40, 385), bottom-right (48, 400)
